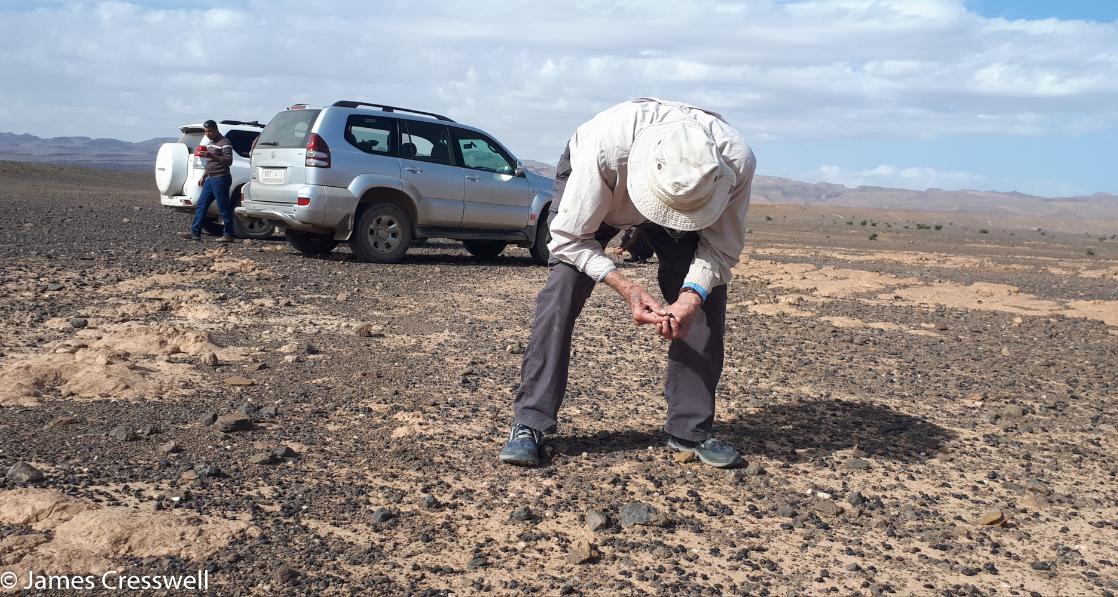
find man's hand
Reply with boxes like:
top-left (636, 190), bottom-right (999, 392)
top-left (657, 292), bottom-right (703, 340)
top-left (607, 246), bottom-right (625, 257)
top-left (602, 270), bottom-right (668, 326)
top-left (198, 178), bottom-right (205, 187)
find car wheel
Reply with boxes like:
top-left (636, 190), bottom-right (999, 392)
top-left (234, 216), bottom-right (274, 240)
top-left (201, 218), bottom-right (225, 236)
top-left (463, 240), bottom-right (507, 259)
top-left (528, 206), bottom-right (552, 265)
top-left (231, 189), bottom-right (274, 240)
top-left (286, 230), bottom-right (338, 255)
top-left (350, 203), bottom-right (412, 263)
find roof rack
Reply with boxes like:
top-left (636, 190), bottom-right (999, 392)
top-left (219, 120), bottom-right (265, 128)
top-left (331, 101), bottom-right (454, 122)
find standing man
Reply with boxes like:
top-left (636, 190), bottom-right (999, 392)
top-left (500, 98), bottom-right (756, 469)
top-left (179, 120), bottom-right (235, 242)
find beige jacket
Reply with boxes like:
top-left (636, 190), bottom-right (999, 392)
top-left (547, 98), bottom-right (756, 293)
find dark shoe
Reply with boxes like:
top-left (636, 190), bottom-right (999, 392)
top-left (178, 232), bottom-right (201, 241)
top-left (667, 435), bottom-right (741, 468)
top-left (499, 424), bottom-right (543, 467)
top-left (217, 235), bottom-right (235, 244)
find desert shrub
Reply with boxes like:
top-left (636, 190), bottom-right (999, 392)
top-left (860, 220), bottom-right (867, 226)
top-left (1087, 248), bottom-right (1096, 256)
top-left (868, 233), bottom-right (878, 241)
top-left (934, 224), bottom-right (943, 230)
top-left (979, 229), bottom-right (989, 234)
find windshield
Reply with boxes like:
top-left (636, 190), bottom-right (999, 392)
top-left (256, 109), bottom-right (321, 148)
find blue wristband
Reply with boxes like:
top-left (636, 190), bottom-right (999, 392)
top-left (681, 282), bottom-right (709, 302)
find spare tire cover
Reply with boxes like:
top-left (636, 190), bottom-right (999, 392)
top-left (155, 143), bottom-right (189, 195)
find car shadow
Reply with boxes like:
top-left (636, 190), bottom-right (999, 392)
top-left (553, 399), bottom-right (953, 464)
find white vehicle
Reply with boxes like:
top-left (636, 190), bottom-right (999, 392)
top-left (154, 120), bottom-right (274, 239)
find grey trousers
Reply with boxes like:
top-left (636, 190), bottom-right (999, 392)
top-left (512, 221), bottom-right (728, 441)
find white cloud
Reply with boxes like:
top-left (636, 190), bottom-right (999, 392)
top-left (0, 0), bottom-right (1114, 170)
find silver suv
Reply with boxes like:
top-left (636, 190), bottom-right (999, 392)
top-left (237, 101), bottom-right (555, 263)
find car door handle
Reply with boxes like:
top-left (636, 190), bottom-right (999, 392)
top-left (405, 166), bottom-right (423, 174)
top-left (465, 175), bottom-right (481, 182)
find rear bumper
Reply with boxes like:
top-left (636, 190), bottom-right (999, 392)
top-left (237, 183), bottom-right (357, 240)
top-left (160, 194), bottom-right (217, 216)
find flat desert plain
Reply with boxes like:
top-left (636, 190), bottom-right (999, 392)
top-left (0, 162), bottom-right (1115, 596)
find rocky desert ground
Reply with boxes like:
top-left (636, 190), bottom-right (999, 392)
top-left (0, 161), bottom-right (1115, 596)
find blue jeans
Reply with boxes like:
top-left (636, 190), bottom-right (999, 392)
top-left (191, 174), bottom-right (234, 237)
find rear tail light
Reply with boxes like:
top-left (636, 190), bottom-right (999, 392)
top-left (251, 136), bottom-right (259, 152)
top-left (305, 133), bottom-right (330, 168)
top-left (297, 196), bottom-right (311, 206)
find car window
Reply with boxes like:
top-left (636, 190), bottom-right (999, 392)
top-left (452, 128), bottom-right (516, 174)
top-left (257, 109), bottom-right (322, 148)
top-left (400, 120), bottom-right (454, 166)
top-left (177, 131), bottom-right (203, 150)
top-left (345, 115), bottom-right (397, 156)
top-left (225, 130), bottom-right (259, 158)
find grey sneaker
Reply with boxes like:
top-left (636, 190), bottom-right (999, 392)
top-left (178, 231), bottom-right (201, 241)
top-left (499, 424), bottom-right (543, 467)
top-left (667, 435), bottom-right (742, 468)
top-left (217, 235), bottom-right (235, 244)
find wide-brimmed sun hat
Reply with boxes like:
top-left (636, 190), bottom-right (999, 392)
top-left (627, 118), bottom-right (736, 231)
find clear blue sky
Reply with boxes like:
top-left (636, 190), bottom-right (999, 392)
top-left (0, 0), bottom-right (1115, 197)
top-left (965, 0), bottom-right (1118, 22)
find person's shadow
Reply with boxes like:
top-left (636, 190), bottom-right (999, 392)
top-left (554, 399), bottom-right (953, 463)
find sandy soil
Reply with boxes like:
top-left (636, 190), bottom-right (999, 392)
top-left (0, 162), bottom-right (1116, 596)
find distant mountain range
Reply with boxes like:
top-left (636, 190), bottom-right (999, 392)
top-left (523, 160), bottom-right (1117, 221)
top-left (750, 175), bottom-right (1118, 220)
top-left (0, 132), bottom-right (172, 171)
top-left (4, 133), bottom-right (1115, 220)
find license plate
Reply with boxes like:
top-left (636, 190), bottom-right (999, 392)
top-left (259, 168), bottom-right (285, 183)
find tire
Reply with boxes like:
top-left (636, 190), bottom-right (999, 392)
top-left (286, 230), bottom-right (338, 255)
top-left (528, 206), bottom-right (552, 265)
top-left (233, 216), bottom-right (274, 240)
top-left (231, 188), bottom-right (274, 240)
top-left (201, 218), bottom-right (224, 236)
top-left (155, 143), bottom-right (189, 195)
top-left (349, 203), bottom-right (412, 263)
top-left (463, 240), bottom-right (507, 259)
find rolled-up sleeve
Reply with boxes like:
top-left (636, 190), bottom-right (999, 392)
top-left (547, 135), bottom-right (617, 282)
top-left (684, 147), bottom-right (756, 291)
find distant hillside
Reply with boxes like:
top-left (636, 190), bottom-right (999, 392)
top-left (0, 132), bottom-right (172, 171)
top-left (3, 132), bottom-right (1115, 221)
top-left (751, 175), bottom-right (1118, 220)
top-left (522, 159), bottom-right (557, 178)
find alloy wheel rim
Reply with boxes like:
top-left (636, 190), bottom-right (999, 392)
top-left (368, 215), bottom-right (400, 253)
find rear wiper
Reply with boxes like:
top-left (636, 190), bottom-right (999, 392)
top-left (257, 141), bottom-right (278, 146)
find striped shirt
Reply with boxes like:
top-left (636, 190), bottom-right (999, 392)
top-left (203, 136), bottom-right (234, 178)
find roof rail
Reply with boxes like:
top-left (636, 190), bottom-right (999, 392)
top-left (331, 101), bottom-right (454, 122)
top-left (219, 120), bottom-right (265, 128)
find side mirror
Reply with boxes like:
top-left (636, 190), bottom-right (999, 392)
top-left (514, 160), bottom-right (525, 177)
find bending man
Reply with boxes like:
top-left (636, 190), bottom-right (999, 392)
top-left (501, 98), bottom-right (756, 469)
